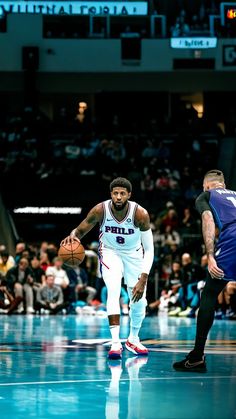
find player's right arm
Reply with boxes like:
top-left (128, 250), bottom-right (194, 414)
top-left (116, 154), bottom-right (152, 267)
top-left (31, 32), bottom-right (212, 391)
top-left (196, 192), bottom-right (224, 279)
top-left (61, 203), bottom-right (103, 246)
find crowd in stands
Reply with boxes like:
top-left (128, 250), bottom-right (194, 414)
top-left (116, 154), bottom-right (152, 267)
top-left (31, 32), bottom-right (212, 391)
top-left (42, 2), bottom-right (236, 40)
top-left (0, 92), bottom-right (235, 318)
top-left (0, 240), bottom-right (130, 316)
top-left (0, 213), bottom-right (236, 319)
top-left (166, 1), bottom-right (223, 37)
top-left (0, 100), bottom-right (222, 210)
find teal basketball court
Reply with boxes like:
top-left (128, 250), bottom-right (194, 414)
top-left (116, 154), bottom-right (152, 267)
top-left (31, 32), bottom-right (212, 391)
top-left (0, 314), bottom-right (235, 419)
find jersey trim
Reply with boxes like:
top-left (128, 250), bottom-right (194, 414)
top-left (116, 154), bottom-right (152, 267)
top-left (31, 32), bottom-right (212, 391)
top-left (98, 235), bottom-right (110, 270)
top-left (132, 203), bottom-right (139, 229)
top-left (100, 202), bottom-right (106, 228)
top-left (108, 200), bottom-right (131, 224)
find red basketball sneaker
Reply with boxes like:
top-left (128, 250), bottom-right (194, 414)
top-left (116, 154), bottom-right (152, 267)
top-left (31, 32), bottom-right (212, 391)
top-left (108, 343), bottom-right (123, 360)
top-left (125, 339), bottom-right (148, 356)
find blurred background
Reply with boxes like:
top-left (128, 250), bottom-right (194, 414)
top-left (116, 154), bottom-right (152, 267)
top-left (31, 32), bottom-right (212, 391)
top-left (0, 0), bottom-right (236, 314)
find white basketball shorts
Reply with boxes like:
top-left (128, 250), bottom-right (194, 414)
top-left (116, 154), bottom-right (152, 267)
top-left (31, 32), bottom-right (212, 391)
top-left (99, 246), bottom-right (144, 288)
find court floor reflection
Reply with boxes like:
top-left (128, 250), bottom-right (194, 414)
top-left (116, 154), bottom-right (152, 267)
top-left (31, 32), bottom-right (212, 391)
top-left (0, 315), bottom-right (235, 418)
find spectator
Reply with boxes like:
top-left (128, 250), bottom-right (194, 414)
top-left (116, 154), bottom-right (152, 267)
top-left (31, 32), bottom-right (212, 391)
top-left (161, 208), bottom-right (179, 230)
top-left (38, 241), bottom-right (49, 258)
top-left (180, 207), bottom-right (200, 253)
top-left (45, 256), bottom-right (70, 303)
top-left (141, 139), bottom-right (158, 159)
top-left (158, 225), bottom-right (181, 256)
top-left (36, 273), bottom-right (66, 314)
top-left (30, 256), bottom-right (46, 286)
top-left (216, 281), bottom-right (236, 320)
top-left (6, 257), bottom-right (36, 313)
top-left (74, 265), bottom-right (97, 305)
top-left (0, 250), bottom-right (15, 276)
top-left (148, 261), bottom-right (183, 315)
top-left (169, 253), bottom-right (205, 317)
top-left (226, 282), bottom-right (236, 319)
top-left (180, 207), bottom-right (199, 235)
top-left (15, 241), bottom-right (26, 263)
top-left (39, 251), bottom-right (51, 272)
top-left (0, 244), bottom-right (15, 265)
top-left (0, 275), bottom-right (23, 314)
top-left (140, 174), bottom-right (155, 206)
top-left (171, 14), bottom-right (190, 37)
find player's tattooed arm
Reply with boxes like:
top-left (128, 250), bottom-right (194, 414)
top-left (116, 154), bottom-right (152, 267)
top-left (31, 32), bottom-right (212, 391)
top-left (72, 203), bottom-right (103, 239)
top-left (61, 204), bottom-right (103, 245)
top-left (202, 210), bottom-right (215, 257)
top-left (135, 206), bottom-right (151, 231)
top-left (202, 210), bottom-right (224, 279)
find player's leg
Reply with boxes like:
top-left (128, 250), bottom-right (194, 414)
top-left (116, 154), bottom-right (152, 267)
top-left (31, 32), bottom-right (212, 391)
top-left (120, 286), bottom-right (129, 315)
top-left (193, 277), bottom-right (227, 353)
top-left (123, 250), bottom-right (148, 355)
top-left (173, 275), bottom-right (227, 372)
top-left (14, 283), bottom-right (24, 313)
top-left (126, 289), bottom-right (148, 355)
top-left (101, 249), bottom-right (124, 359)
top-left (23, 283), bottom-right (35, 314)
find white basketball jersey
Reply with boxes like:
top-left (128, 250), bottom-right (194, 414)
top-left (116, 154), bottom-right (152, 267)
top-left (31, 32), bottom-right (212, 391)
top-left (99, 200), bottom-right (141, 251)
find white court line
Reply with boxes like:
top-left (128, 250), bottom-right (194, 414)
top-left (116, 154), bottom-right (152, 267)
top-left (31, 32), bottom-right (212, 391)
top-left (0, 376), bottom-right (235, 387)
top-left (149, 348), bottom-right (236, 354)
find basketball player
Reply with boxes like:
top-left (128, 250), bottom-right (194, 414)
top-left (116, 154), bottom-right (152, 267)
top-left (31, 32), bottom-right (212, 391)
top-left (61, 177), bottom-right (154, 359)
top-left (173, 169), bottom-right (235, 372)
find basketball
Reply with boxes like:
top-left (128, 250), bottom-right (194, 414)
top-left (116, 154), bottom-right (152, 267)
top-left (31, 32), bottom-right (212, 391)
top-left (58, 241), bottom-right (85, 267)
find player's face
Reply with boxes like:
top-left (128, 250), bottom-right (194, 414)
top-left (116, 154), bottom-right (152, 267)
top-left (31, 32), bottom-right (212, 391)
top-left (111, 187), bottom-right (131, 211)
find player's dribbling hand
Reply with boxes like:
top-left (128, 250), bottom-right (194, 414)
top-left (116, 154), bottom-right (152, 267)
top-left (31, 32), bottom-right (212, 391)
top-left (60, 235), bottom-right (81, 246)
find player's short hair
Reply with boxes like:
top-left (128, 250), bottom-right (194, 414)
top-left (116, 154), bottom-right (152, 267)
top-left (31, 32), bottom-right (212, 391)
top-left (110, 177), bottom-right (132, 193)
top-left (204, 169), bottom-right (225, 184)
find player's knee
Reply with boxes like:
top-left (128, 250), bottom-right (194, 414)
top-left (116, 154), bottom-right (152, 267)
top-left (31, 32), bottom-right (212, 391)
top-left (130, 297), bottom-right (147, 314)
top-left (106, 302), bottom-right (120, 316)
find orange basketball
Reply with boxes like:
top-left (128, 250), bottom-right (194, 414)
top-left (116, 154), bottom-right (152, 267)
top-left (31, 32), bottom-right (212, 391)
top-left (58, 241), bottom-right (85, 267)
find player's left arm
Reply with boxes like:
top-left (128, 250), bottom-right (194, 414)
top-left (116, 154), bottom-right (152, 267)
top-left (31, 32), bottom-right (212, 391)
top-left (196, 192), bottom-right (224, 279)
top-left (132, 207), bottom-right (154, 302)
top-left (202, 210), bottom-right (224, 279)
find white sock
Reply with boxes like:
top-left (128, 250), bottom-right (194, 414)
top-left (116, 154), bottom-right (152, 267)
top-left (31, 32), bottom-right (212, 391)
top-left (110, 325), bottom-right (120, 344)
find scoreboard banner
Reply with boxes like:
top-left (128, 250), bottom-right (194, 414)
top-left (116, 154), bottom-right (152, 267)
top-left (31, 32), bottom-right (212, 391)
top-left (0, 1), bottom-right (148, 15)
top-left (170, 38), bottom-right (217, 49)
